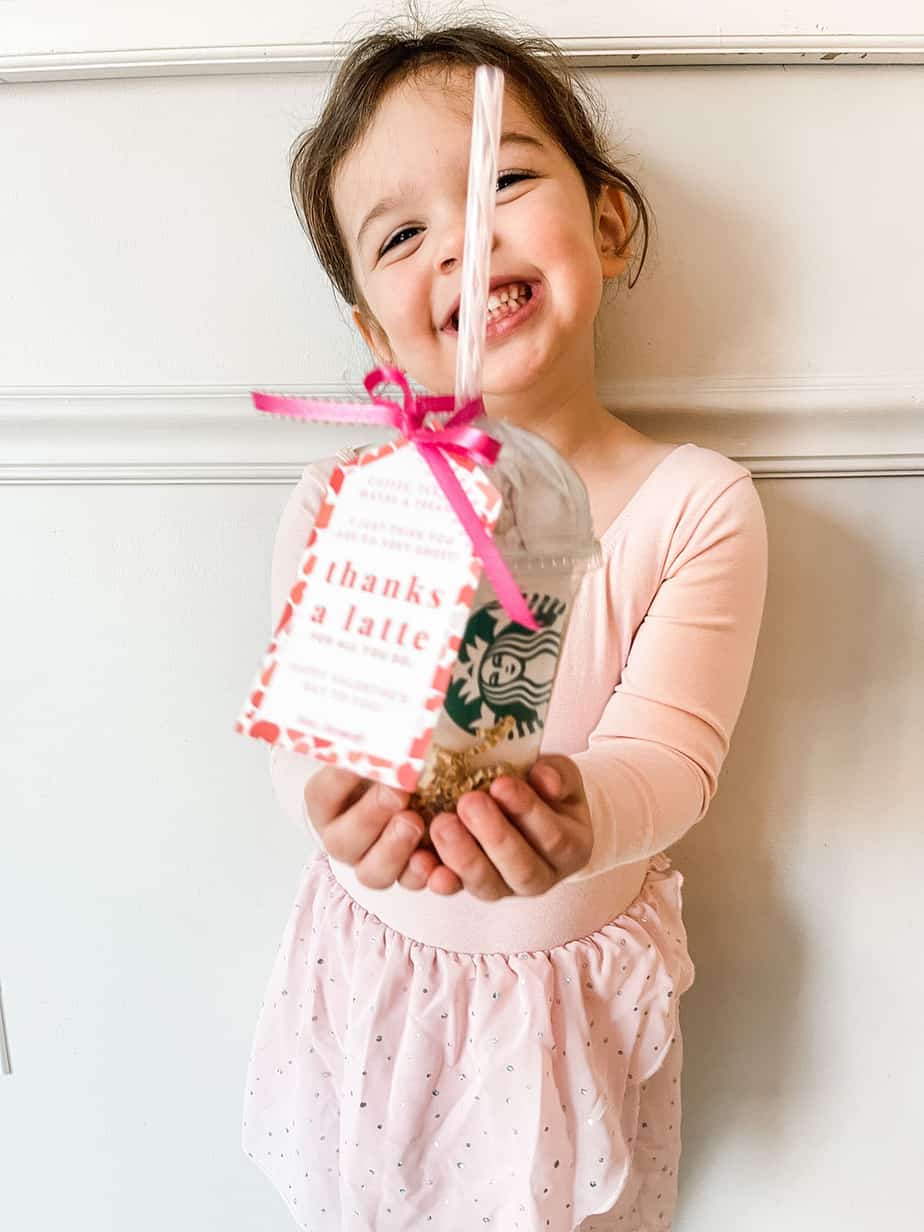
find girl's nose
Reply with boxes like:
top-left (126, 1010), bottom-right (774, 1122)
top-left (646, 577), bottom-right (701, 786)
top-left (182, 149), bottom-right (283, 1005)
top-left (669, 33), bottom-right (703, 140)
top-left (435, 213), bottom-right (466, 273)
top-left (437, 215), bottom-right (499, 273)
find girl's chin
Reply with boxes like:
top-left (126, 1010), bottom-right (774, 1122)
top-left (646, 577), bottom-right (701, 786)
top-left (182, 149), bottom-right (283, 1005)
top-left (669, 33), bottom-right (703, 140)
top-left (402, 341), bottom-right (548, 399)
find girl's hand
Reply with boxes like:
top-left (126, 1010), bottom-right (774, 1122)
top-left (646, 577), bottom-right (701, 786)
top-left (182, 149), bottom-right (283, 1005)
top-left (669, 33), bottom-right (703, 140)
top-left (303, 766), bottom-right (430, 890)
top-left (423, 755), bottom-right (593, 900)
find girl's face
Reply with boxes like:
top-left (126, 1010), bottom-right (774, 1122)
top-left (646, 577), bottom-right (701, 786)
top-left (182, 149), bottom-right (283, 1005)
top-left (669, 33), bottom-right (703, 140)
top-left (332, 66), bottom-right (630, 404)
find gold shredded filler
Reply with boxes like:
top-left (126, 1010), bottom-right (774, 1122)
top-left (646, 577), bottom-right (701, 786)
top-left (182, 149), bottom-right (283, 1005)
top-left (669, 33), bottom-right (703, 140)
top-left (409, 714), bottom-right (518, 839)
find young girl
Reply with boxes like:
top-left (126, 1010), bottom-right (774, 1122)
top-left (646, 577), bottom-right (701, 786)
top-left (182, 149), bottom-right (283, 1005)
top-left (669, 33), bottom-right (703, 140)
top-left (241, 17), bottom-right (768, 1232)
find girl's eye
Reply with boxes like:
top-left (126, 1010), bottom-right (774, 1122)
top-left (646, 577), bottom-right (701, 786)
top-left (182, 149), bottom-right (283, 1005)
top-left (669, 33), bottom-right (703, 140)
top-left (380, 225), bottom-right (422, 256)
top-left (376, 173), bottom-right (534, 257)
top-left (496, 170), bottom-right (533, 191)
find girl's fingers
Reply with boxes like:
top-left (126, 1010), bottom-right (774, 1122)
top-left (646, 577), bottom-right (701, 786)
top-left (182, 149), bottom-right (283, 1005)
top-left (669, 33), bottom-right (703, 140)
top-left (303, 765), bottom-right (368, 827)
top-left (351, 810), bottom-right (425, 890)
top-left (425, 862), bottom-right (465, 896)
top-left (322, 780), bottom-right (411, 865)
top-left (487, 774), bottom-right (579, 872)
top-left (454, 791), bottom-right (556, 898)
top-left (397, 845), bottom-right (441, 891)
top-left (429, 810), bottom-right (511, 900)
top-left (528, 760), bottom-right (564, 803)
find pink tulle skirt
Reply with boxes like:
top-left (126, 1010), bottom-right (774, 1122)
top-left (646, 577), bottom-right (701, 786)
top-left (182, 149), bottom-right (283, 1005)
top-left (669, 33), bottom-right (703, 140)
top-left (242, 851), bottom-right (694, 1231)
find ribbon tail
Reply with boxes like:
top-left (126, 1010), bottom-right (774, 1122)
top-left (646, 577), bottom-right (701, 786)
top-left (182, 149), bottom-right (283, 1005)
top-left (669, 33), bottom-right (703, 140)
top-left (417, 445), bottom-right (540, 633)
top-left (252, 391), bottom-right (401, 427)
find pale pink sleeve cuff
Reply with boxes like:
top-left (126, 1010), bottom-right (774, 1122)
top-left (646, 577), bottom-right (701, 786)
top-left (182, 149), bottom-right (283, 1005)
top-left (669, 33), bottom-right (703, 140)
top-left (561, 742), bottom-right (708, 882)
top-left (268, 743), bottom-right (326, 848)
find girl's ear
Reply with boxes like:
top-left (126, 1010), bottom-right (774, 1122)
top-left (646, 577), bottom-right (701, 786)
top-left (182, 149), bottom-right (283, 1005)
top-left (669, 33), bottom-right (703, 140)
top-left (351, 304), bottom-right (395, 367)
top-left (595, 185), bottom-right (632, 280)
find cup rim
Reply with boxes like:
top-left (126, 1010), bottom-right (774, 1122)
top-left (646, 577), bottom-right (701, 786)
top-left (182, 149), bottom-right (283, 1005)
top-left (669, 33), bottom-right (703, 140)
top-left (498, 538), bottom-right (602, 572)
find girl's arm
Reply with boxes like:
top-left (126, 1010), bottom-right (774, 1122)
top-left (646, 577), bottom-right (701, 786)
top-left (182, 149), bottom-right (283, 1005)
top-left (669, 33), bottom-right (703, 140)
top-left (265, 461), bottom-right (336, 847)
top-left (563, 472), bottom-right (769, 882)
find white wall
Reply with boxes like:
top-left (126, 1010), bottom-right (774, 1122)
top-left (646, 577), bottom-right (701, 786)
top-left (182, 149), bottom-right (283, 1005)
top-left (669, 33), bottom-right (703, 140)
top-left (1, 7), bottom-right (922, 1230)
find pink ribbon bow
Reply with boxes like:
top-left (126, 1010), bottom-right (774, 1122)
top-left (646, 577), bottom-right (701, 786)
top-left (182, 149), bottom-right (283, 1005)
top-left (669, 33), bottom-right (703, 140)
top-left (251, 366), bottom-right (540, 631)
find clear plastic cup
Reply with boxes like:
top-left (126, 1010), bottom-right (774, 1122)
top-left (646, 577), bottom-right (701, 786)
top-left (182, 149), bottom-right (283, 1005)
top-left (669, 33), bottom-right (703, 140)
top-left (408, 418), bottom-right (602, 831)
top-left (295, 419), bottom-right (601, 832)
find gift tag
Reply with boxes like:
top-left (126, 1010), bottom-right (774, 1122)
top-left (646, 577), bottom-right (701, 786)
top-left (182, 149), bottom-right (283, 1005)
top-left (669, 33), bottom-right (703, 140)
top-left (235, 439), bottom-right (502, 791)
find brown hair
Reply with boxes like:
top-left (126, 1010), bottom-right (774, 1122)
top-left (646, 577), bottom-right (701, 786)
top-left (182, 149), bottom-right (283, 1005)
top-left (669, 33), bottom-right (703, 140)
top-left (289, 7), bottom-right (653, 317)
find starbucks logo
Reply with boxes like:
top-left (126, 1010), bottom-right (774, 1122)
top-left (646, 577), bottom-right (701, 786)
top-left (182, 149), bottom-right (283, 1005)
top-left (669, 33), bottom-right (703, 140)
top-left (444, 593), bottom-right (568, 739)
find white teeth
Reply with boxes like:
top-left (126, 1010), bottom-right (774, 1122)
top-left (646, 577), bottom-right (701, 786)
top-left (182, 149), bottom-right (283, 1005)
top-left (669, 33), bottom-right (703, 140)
top-left (486, 282), bottom-right (527, 317)
top-left (448, 282), bottom-right (530, 329)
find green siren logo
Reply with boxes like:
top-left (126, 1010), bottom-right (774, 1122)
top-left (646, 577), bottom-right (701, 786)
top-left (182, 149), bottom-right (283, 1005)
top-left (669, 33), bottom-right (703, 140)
top-left (444, 592), bottom-right (568, 739)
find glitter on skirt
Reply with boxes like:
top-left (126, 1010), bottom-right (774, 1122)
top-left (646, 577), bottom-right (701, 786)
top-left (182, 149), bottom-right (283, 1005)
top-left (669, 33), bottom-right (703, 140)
top-left (241, 851), bottom-right (694, 1231)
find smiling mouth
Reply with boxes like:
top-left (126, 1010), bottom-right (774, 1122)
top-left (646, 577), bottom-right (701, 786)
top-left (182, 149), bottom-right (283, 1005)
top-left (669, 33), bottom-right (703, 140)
top-left (443, 281), bottom-right (540, 338)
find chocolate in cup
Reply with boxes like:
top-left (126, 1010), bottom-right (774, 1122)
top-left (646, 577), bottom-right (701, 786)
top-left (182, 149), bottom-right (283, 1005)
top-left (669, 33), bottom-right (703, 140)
top-left (408, 418), bottom-right (602, 839)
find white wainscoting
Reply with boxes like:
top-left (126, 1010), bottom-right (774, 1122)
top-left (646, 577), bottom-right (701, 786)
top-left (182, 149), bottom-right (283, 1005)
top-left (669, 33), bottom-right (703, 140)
top-left (1, 381), bottom-right (922, 484)
top-left (3, 33), bottom-right (924, 81)
top-left (2, 0), bottom-right (923, 72)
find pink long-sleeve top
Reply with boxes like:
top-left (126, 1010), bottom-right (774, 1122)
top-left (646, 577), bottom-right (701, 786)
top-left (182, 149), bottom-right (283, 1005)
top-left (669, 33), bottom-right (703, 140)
top-left (266, 440), bottom-right (768, 954)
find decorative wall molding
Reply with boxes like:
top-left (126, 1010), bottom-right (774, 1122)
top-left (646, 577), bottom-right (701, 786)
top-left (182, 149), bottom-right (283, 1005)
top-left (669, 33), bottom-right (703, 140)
top-left (1, 378), bottom-right (921, 483)
top-left (2, 34), bottom-right (923, 83)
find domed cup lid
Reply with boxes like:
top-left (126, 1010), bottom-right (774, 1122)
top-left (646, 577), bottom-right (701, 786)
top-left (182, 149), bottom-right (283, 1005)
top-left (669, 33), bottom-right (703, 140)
top-left (476, 417), bottom-right (602, 574)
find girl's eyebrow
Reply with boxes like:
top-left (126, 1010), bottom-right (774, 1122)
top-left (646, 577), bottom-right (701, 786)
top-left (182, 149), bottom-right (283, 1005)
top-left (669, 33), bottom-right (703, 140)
top-left (355, 130), bottom-right (547, 251)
